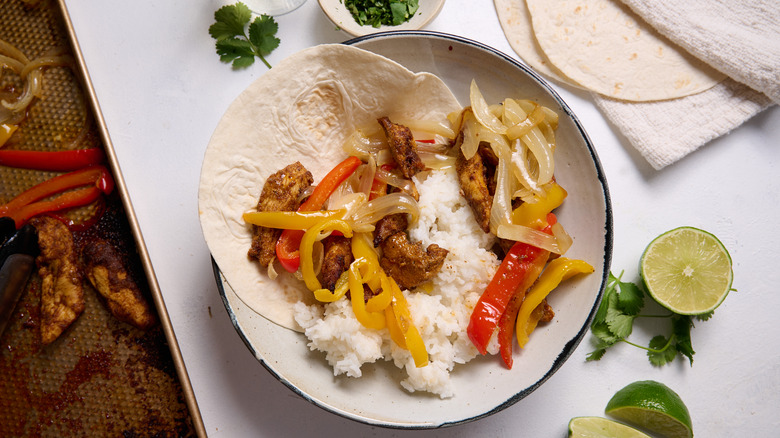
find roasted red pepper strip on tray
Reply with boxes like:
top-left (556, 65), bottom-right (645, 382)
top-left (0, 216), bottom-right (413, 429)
top-left (276, 156), bottom-right (362, 273)
top-left (0, 148), bottom-right (105, 171)
top-left (0, 165), bottom-right (114, 228)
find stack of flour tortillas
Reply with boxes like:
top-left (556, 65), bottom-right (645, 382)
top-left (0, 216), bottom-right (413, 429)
top-left (495, 0), bottom-right (779, 169)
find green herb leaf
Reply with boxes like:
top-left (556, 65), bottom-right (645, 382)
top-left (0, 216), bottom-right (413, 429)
top-left (209, 2), bottom-right (279, 69)
top-left (673, 316), bottom-right (695, 365)
top-left (248, 14), bottom-right (280, 54)
top-left (210, 3), bottom-right (252, 40)
top-left (647, 335), bottom-right (677, 366)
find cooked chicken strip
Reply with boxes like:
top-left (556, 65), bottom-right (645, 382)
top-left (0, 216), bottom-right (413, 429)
top-left (373, 213), bottom-right (408, 247)
top-left (82, 238), bottom-right (156, 330)
top-left (30, 216), bottom-right (84, 345)
top-left (318, 235), bottom-right (353, 291)
top-left (378, 117), bottom-right (425, 178)
top-left (456, 140), bottom-right (497, 234)
top-left (248, 161), bottom-right (314, 267)
top-left (379, 232), bottom-right (448, 290)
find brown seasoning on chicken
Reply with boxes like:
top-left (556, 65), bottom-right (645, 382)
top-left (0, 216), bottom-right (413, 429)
top-left (317, 235), bottom-right (353, 291)
top-left (248, 161), bottom-right (314, 267)
top-left (81, 238), bottom-right (156, 330)
top-left (455, 137), bottom-right (498, 234)
top-left (379, 232), bottom-right (449, 290)
top-left (378, 117), bottom-right (425, 178)
top-left (30, 216), bottom-right (85, 345)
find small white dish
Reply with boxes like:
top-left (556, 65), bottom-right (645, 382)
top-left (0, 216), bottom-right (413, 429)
top-left (318, 0), bottom-right (446, 36)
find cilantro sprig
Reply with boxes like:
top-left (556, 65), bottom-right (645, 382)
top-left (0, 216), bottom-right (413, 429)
top-left (209, 2), bottom-right (280, 69)
top-left (587, 271), bottom-right (711, 366)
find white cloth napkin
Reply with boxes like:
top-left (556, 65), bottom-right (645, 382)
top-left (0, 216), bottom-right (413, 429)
top-left (595, 0), bottom-right (779, 169)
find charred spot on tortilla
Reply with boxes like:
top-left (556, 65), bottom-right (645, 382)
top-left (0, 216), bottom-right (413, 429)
top-left (378, 117), bottom-right (425, 178)
top-left (248, 161), bottom-right (313, 267)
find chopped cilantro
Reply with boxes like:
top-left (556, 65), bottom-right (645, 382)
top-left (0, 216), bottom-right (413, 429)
top-left (209, 2), bottom-right (280, 69)
top-left (586, 271), bottom-right (708, 367)
top-left (342, 0), bottom-right (420, 28)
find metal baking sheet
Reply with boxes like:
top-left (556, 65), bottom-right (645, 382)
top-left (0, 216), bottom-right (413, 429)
top-left (0, 0), bottom-right (205, 435)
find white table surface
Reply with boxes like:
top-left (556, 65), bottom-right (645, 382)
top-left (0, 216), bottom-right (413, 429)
top-left (62, 1), bottom-right (779, 436)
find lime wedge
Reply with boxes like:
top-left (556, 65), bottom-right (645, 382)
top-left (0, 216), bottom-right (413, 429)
top-left (568, 416), bottom-right (651, 438)
top-left (605, 380), bottom-right (693, 438)
top-left (640, 226), bottom-right (732, 315)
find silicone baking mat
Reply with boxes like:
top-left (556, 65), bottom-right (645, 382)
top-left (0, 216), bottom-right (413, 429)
top-left (1, 0), bottom-right (197, 435)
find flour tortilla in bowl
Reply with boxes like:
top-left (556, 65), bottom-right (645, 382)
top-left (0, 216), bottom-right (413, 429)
top-left (524, 0), bottom-right (725, 101)
top-left (198, 44), bottom-right (461, 331)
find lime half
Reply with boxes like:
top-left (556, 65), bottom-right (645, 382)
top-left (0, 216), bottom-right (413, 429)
top-left (568, 416), bottom-right (651, 438)
top-left (605, 380), bottom-right (693, 438)
top-left (640, 226), bottom-right (732, 315)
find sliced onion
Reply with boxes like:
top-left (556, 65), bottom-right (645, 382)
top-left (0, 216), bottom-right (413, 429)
top-left (496, 224), bottom-right (563, 254)
top-left (489, 141), bottom-right (514, 233)
top-left (551, 222), bottom-right (573, 255)
top-left (396, 118), bottom-right (456, 139)
top-left (520, 126), bottom-right (554, 185)
top-left (267, 257), bottom-right (279, 280)
top-left (375, 167), bottom-right (416, 194)
top-left (357, 157), bottom-right (377, 197)
top-left (0, 54), bottom-right (24, 72)
top-left (459, 114), bottom-right (480, 159)
top-left (342, 129), bottom-right (386, 159)
top-left (469, 79), bottom-right (506, 135)
top-left (510, 139), bottom-right (541, 194)
top-left (349, 192), bottom-right (420, 229)
top-left (419, 151), bottom-right (455, 170)
top-left (505, 104), bottom-right (546, 140)
top-left (416, 141), bottom-right (449, 154)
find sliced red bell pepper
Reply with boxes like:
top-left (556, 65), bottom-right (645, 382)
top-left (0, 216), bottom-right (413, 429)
top-left (0, 148), bottom-right (105, 171)
top-left (496, 247), bottom-right (550, 368)
top-left (276, 156), bottom-right (362, 272)
top-left (468, 220), bottom-right (554, 359)
top-left (0, 165), bottom-right (114, 228)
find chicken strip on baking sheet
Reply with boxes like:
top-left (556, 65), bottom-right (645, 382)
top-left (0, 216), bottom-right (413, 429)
top-left (248, 161), bottom-right (314, 267)
top-left (82, 238), bottom-right (156, 330)
top-left (30, 216), bottom-right (85, 345)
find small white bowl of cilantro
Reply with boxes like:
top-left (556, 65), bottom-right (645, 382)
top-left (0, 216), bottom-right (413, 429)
top-left (319, 0), bottom-right (446, 36)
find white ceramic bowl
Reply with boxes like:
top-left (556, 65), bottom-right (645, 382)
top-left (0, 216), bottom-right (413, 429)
top-left (318, 0), bottom-right (446, 36)
top-left (210, 31), bottom-right (613, 428)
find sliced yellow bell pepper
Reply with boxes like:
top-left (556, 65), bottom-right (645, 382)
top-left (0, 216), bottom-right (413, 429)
top-left (351, 231), bottom-right (382, 291)
top-left (300, 218), bottom-right (353, 292)
top-left (512, 182), bottom-right (567, 229)
top-left (385, 305), bottom-right (407, 349)
top-left (313, 271), bottom-right (349, 302)
top-left (0, 124), bottom-right (18, 147)
top-left (388, 277), bottom-right (429, 368)
top-left (242, 209), bottom-right (345, 230)
top-left (348, 258), bottom-right (386, 330)
top-left (365, 272), bottom-right (393, 313)
top-left (515, 257), bottom-right (593, 348)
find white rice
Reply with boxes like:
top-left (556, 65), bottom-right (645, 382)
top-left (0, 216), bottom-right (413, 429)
top-left (293, 167), bottom-right (501, 398)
